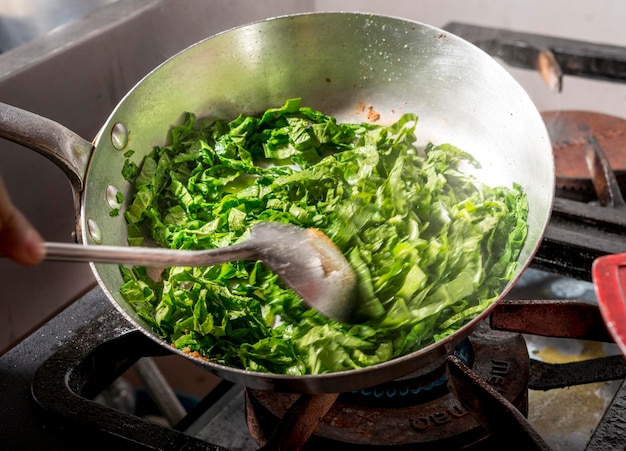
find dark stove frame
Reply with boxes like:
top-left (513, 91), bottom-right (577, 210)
top-left (11, 291), bottom-right (626, 450)
top-left (444, 23), bottom-right (626, 84)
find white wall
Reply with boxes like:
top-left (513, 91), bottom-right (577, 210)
top-left (315, 0), bottom-right (626, 44)
top-left (315, 0), bottom-right (626, 117)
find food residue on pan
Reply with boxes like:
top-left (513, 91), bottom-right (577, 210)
top-left (366, 105), bottom-right (381, 122)
top-left (179, 345), bottom-right (209, 361)
top-left (356, 102), bottom-right (381, 122)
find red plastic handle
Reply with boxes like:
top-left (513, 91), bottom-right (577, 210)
top-left (592, 253), bottom-right (626, 357)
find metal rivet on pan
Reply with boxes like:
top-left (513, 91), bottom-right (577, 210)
top-left (87, 218), bottom-right (102, 244)
top-left (105, 184), bottom-right (122, 209)
top-left (111, 122), bottom-right (129, 150)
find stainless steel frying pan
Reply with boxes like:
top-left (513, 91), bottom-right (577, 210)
top-left (0, 12), bottom-right (554, 393)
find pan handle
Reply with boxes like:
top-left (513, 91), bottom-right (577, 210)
top-left (592, 253), bottom-right (626, 357)
top-left (0, 102), bottom-right (93, 215)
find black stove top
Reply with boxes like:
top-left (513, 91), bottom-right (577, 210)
top-left (0, 287), bottom-right (239, 450)
top-left (0, 289), bottom-right (112, 450)
top-left (3, 282), bottom-right (626, 450)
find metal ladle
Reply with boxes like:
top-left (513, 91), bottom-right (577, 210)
top-left (42, 222), bottom-right (358, 323)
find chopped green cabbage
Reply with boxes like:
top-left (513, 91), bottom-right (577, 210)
top-left (119, 98), bottom-right (528, 375)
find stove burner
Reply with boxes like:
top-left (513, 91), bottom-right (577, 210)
top-left (542, 111), bottom-right (626, 202)
top-left (245, 321), bottom-right (529, 449)
top-left (355, 374), bottom-right (447, 402)
top-left (349, 339), bottom-right (473, 407)
top-left (443, 22), bottom-right (626, 281)
top-left (14, 292), bottom-right (626, 450)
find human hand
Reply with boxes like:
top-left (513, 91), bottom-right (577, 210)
top-left (0, 177), bottom-right (44, 265)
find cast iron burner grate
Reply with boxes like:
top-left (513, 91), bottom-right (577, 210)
top-left (244, 322), bottom-right (528, 449)
top-left (27, 297), bottom-right (626, 450)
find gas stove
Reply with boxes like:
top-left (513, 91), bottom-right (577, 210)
top-left (3, 12), bottom-right (626, 451)
top-left (1, 284), bottom-right (624, 450)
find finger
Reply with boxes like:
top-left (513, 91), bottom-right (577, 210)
top-left (0, 178), bottom-right (44, 265)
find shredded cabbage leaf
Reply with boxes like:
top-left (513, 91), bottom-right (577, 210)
top-left (119, 98), bottom-right (528, 375)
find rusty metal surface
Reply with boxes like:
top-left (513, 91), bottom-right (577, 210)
top-left (586, 378), bottom-right (626, 451)
top-left (446, 356), bottom-right (550, 451)
top-left (491, 299), bottom-right (613, 341)
top-left (586, 135), bottom-right (626, 208)
top-left (245, 321), bottom-right (529, 449)
top-left (529, 355), bottom-right (626, 390)
top-left (520, 110), bottom-right (626, 279)
top-left (541, 111), bottom-right (626, 200)
top-left (529, 111), bottom-right (626, 279)
top-left (255, 393), bottom-right (340, 451)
